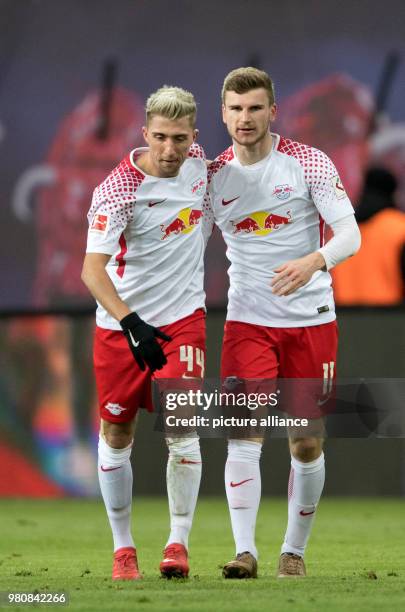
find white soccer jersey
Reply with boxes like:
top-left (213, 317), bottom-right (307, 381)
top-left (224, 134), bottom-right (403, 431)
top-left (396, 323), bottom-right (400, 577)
top-left (204, 134), bottom-right (355, 327)
top-left (86, 143), bottom-right (207, 330)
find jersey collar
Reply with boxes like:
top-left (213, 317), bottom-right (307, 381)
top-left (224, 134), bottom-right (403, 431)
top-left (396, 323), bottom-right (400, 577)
top-left (232, 133), bottom-right (280, 170)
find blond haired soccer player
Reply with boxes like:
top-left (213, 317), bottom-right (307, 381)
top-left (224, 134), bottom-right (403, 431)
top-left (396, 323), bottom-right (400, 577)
top-left (204, 67), bottom-right (361, 578)
top-left (82, 86), bottom-right (207, 580)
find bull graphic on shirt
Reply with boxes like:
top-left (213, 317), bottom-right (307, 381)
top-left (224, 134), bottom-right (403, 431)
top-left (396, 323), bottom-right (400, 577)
top-left (232, 210), bottom-right (292, 236)
top-left (160, 207), bottom-right (203, 240)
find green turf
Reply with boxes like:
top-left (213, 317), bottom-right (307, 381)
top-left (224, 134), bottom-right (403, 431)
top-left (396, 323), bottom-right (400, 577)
top-left (0, 498), bottom-right (404, 612)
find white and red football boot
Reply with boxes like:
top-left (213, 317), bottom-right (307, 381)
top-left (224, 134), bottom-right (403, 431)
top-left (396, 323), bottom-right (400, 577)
top-left (112, 546), bottom-right (142, 580)
top-left (159, 543), bottom-right (189, 579)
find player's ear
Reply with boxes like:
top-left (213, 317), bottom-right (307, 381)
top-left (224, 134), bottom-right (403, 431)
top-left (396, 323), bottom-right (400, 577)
top-left (221, 104), bottom-right (227, 124)
top-left (193, 128), bottom-right (199, 142)
top-left (141, 126), bottom-right (148, 144)
top-left (270, 103), bottom-right (277, 122)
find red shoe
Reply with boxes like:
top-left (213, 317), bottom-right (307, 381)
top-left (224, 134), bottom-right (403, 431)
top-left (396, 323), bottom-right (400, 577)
top-left (159, 543), bottom-right (189, 578)
top-left (112, 546), bottom-right (142, 580)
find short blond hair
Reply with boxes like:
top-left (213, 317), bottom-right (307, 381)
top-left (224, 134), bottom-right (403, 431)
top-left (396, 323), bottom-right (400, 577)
top-left (146, 86), bottom-right (197, 126)
top-left (222, 67), bottom-right (275, 105)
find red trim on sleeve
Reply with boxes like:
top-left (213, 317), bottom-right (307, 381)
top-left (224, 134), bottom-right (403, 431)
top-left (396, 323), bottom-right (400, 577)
top-left (188, 143), bottom-right (206, 159)
top-left (207, 146), bottom-right (234, 184)
top-left (319, 215), bottom-right (325, 247)
top-left (116, 233), bottom-right (128, 278)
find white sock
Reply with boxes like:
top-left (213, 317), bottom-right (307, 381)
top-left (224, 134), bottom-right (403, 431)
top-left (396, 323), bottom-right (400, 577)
top-left (225, 439), bottom-right (262, 559)
top-left (166, 437), bottom-right (202, 550)
top-left (281, 452), bottom-right (325, 557)
top-left (98, 435), bottom-right (135, 552)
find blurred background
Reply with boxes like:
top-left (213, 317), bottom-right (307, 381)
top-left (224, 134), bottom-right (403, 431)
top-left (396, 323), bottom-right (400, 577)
top-left (1, 0), bottom-right (405, 498)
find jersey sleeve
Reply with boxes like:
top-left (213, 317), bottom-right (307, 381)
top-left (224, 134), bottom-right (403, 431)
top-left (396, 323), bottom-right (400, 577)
top-left (201, 189), bottom-right (216, 248)
top-left (305, 148), bottom-right (355, 224)
top-left (201, 161), bottom-right (221, 247)
top-left (188, 142), bottom-right (206, 160)
top-left (86, 183), bottom-right (134, 255)
top-left (200, 153), bottom-right (234, 247)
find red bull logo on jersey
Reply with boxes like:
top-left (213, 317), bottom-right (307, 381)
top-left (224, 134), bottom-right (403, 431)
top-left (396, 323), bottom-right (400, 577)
top-left (191, 177), bottom-right (206, 196)
top-left (161, 207), bottom-right (203, 240)
top-left (272, 184), bottom-right (294, 200)
top-left (232, 210), bottom-right (292, 236)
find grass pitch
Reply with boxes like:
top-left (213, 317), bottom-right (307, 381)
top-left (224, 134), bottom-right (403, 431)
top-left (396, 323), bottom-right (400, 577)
top-left (0, 498), bottom-right (404, 612)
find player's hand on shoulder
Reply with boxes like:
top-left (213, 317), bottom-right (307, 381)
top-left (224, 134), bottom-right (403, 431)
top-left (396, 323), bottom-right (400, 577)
top-left (120, 312), bottom-right (172, 373)
top-left (271, 252), bottom-right (326, 296)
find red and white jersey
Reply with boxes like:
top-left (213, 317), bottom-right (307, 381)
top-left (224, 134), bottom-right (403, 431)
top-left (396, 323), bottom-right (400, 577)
top-left (204, 134), bottom-right (355, 327)
top-left (86, 143), bottom-right (207, 330)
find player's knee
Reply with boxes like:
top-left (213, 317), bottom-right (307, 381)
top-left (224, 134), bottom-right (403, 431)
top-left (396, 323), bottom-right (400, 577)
top-left (290, 437), bottom-right (323, 462)
top-left (104, 430), bottom-right (133, 449)
top-left (101, 420), bottom-right (134, 449)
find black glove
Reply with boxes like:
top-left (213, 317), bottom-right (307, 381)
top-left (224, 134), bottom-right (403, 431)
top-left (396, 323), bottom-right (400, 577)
top-left (120, 312), bottom-right (172, 373)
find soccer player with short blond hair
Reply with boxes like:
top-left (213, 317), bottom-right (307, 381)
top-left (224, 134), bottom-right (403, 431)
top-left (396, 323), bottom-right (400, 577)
top-left (82, 86), bottom-right (207, 580)
top-left (204, 67), bottom-right (361, 578)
